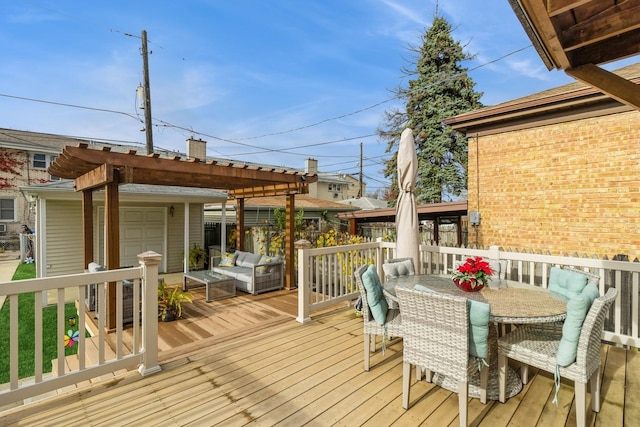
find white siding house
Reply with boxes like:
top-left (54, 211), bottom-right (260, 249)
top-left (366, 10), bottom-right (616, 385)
top-left (22, 181), bottom-right (227, 277)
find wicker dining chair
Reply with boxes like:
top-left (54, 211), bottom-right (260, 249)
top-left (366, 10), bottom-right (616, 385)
top-left (396, 286), bottom-right (488, 427)
top-left (354, 264), bottom-right (403, 371)
top-left (497, 288), bottom-right (617, 427)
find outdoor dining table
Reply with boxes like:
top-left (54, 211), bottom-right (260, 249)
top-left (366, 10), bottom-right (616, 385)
top-left (384, 274), bottom-right (570, 401)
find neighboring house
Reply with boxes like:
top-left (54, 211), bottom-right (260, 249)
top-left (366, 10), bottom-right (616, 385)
top-left (444, 62), bottom-right (640, 261)
top-left (303, 158), bottom-right (364, 201)
top-left (0, 129), bottom-right (85, 247)
top-left (0, 129), bottom-right (228, 276)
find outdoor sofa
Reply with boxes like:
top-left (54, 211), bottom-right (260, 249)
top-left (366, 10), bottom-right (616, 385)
top-left (211, 250), bottom-right (284, 295)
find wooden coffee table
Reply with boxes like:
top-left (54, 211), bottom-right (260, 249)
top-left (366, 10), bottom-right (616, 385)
top-left (183, 270), bottom-right (236, 302)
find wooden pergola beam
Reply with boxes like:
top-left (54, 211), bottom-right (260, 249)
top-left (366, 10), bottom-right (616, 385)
top-left (75, 164), bottom-right (114, 192)
top-left (566, 64), bottom-right (640, 110)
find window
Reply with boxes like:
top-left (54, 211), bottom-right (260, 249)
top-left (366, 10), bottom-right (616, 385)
top-left (328, 184), bottom-right (342, 192)
top-left (49, 155), bottom-right (60, 181)
top-left (33, 153), bottom-right (47, 169)
top-left (0, 199), bottom-right (16, 221)
top-left (32, 153), bottom-right (60, 180)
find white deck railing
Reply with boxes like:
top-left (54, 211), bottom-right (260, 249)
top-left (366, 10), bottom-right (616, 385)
top-left (0, 251), bottom-right (162, 407)
top-left (297, 242), bottom-right (640, 348)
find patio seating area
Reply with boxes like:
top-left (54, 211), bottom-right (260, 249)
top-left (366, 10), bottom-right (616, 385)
top-left (1, 283), bottom-right (638, 426)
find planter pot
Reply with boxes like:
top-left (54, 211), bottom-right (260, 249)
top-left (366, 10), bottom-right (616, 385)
top-left (453, 278), bottom-right (485, 292)
top-left (160, 310), bottom-right (176, 322)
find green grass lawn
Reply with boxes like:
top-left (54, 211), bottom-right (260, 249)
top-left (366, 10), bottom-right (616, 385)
top-left (0, 263), bottom-right (82, 383)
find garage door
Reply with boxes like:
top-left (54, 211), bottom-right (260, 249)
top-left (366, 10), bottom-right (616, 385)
top-left (97, 207), bottom-right (166, 271)
top-left (120, 208), bottom-right (165, 269)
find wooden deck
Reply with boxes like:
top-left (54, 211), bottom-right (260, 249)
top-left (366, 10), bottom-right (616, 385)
top-left (2, 285), bottom-right (638, 426)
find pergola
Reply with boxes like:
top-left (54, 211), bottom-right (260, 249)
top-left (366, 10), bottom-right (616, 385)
top-left (49, 144), bottom-right (317, 329)
top-left (507, 0), bottom-right (640, 110)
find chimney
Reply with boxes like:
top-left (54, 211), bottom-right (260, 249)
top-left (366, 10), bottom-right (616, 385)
top-left (187, 138), bottom-right (206, 160)
top-left (305, 158), bottom-right (318, 174)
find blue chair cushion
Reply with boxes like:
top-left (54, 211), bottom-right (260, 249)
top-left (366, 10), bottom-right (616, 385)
top-left (413, 284), bottom-right (434, 293)
top-left (468, 299), bottom-right (490, 359)
top-left (548, 267), bottom-right (588, 298)
top-left (361, 265), bottom-right (388, 325)
top-left (556, 283), bottom-right (600, 367)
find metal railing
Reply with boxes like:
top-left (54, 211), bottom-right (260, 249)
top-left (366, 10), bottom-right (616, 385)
top-left (0, 252), bottom-right (162, 407)
top-left (296, 242), bottom-right (640, 348)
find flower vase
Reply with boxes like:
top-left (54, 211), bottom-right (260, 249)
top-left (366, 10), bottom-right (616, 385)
top-left (453, 278), bottom-right (484, 292)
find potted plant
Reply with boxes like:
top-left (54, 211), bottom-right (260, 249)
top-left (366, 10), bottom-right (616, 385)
top-left (158, 281), bottom-right (193, 322)
top-left (188, 244), bottom-right (208, 270)
top-left (450, 256), bottom-right (494, 292)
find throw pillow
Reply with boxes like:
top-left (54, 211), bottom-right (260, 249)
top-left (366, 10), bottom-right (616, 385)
top-left (361, 265), bottom-right (389, 325)
top-left (218, 252), bottom-right (237, 267)
top-left (548, 267), bottom-right (588, 299)
top-left (468, 300), bottom-right (490, 359)
top-left (383, 259), bottom-right (415, 278)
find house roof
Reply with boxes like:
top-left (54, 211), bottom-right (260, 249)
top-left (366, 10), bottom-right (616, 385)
top-left (0, 128), bottom-right (160, 154)
top-left (445, 62), bottom-right (640, 133)
top-left (335, 201), bottom-right (467, 223)
top-left (22, 180), bottom-right (228, 203)
top-left (339, 197), bottom-right (388, 210)
top-left (209, 194), bottom-right (359, 211)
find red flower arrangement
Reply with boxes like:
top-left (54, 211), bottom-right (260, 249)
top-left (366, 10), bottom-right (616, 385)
top-left (451, 256), bottom-right (494, 292)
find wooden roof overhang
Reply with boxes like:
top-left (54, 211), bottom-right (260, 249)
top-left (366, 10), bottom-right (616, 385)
top-left (507, 0), bottom-right (640, 110)
top-left (336, 201), bottom-right (468, 246)
top-left (49, 144), bottom-right (318, 330)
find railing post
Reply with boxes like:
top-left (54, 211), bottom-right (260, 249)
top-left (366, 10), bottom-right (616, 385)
top-left (488, 245), bottom-right (500, 260)
top-left (295, 239), bottom-right (312, 323)
top-left (376, 237), bottom-right (385, 280)
top-left (137, 251), bottom-right (162, 376)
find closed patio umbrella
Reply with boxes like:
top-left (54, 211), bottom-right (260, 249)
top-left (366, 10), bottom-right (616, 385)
top-left (395, 128), bottom-right (420, 273)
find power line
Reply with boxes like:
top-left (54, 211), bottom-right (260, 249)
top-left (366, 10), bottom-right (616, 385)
top-left (0, 93), bottom-right (142, 122)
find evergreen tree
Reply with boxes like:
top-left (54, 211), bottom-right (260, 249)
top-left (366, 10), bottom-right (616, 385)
top-left (378, 15), bottom-right (483, 204)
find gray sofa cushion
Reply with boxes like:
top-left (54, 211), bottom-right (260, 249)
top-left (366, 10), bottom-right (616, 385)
top-left (235, 251), bottom-right (262, 267)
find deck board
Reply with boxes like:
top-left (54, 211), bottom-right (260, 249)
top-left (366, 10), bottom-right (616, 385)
top-left (0, 288), bottom-right (633, 426)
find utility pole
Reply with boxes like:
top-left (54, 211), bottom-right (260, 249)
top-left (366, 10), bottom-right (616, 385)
top-left (359, 142), bottom-right (363, 198)
top-left (141, 30), bottom-right (154, 154)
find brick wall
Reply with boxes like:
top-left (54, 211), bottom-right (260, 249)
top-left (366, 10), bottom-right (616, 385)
top-left (467, 110), bottom-right (640, 260)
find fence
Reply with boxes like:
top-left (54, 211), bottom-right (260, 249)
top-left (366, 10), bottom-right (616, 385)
top-left (0, 252), bottom-right (162, 407)
top-left (296, 241), bottom-right (640, 348)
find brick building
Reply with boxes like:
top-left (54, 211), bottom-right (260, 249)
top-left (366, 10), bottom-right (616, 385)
top-left (445, 62), bottom-right (640, 261)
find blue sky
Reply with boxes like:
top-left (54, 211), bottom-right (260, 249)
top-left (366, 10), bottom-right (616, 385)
top-left (1, 1), bottom-right (637, 196)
